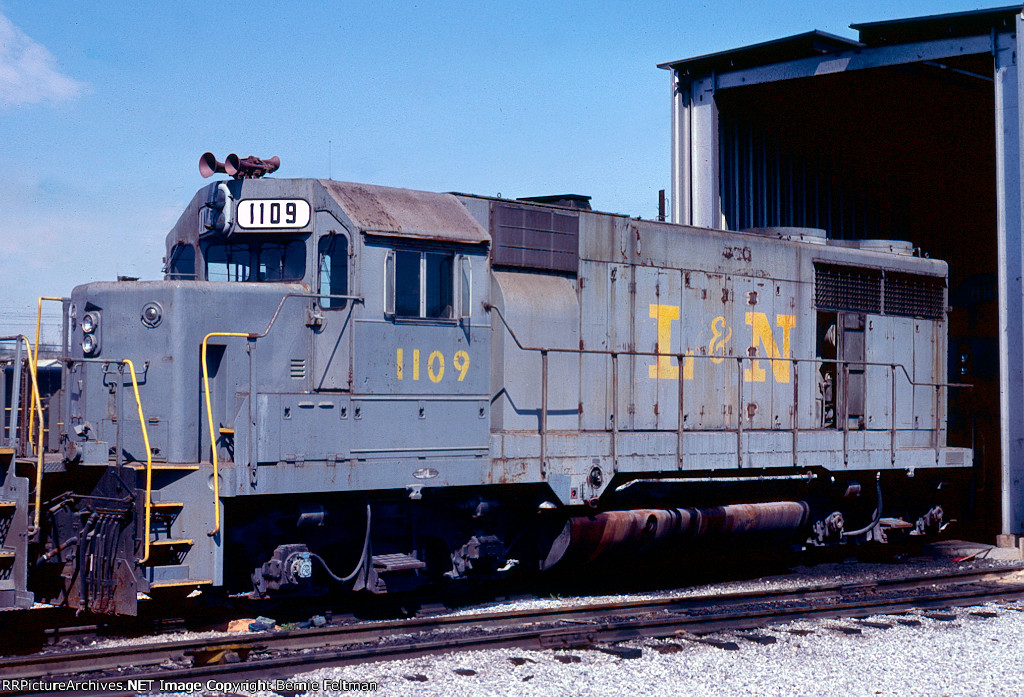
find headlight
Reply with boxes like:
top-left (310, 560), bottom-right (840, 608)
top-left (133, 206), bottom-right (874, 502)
top-left (81, 312), bottom-right (98, 334)
top-left (82, 334), bottom-right (97, 355)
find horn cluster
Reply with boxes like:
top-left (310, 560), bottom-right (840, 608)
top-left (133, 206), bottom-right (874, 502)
top-left (200, 152), bottom-right (281, 179)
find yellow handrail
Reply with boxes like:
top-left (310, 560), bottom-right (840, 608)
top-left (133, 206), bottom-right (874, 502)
top-left (123, 360), bottom-right (154, 564)
top-left (17, 337), bottom-right (46, 535)
top-left (202, 332), bottom-right (249, 537)
top-left (28, 297), bottom-right (63, 455)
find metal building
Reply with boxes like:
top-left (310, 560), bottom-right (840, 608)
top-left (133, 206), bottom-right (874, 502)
top-left (661, 5), bottom-right (1024, 545)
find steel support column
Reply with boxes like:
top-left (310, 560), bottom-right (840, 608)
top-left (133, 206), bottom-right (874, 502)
top-left (670, 70), bottom-right (689, 225)
top-left (995, 16), bottom-right (1024, 538)
top-left (670, 72), bottom-right (720, 228)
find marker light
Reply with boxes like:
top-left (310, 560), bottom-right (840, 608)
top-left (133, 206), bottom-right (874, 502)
top-left (141, 302), bottom-right (163, 328)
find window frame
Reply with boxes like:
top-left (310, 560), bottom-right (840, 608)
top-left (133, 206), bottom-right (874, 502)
top-left (165, 242), bottom-right (197, 280)
top-left (317, 231), bottom-right (351, 310)
top-left (201, 236), bottom-right (307, 283)
top-left (384, 247), bottom-right (472, 321)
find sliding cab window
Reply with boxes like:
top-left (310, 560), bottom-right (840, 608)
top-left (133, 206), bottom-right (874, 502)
top-left (385, 250), bottom-right (471, 320)
top-left (318, 233), bottom-right (349, 309)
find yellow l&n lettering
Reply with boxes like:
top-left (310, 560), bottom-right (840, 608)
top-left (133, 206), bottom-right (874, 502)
top-left (648, 304), bottom-right (693, 380)
top-left (744, 312), bottom-right (796, 383)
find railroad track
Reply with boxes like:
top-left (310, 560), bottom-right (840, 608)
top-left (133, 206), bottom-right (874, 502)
top-left (3, 565), bottom-right (1023, 696)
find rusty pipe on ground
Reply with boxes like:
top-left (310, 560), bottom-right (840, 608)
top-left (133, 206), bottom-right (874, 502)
top-left (542, 501), bottom-right (810, 570)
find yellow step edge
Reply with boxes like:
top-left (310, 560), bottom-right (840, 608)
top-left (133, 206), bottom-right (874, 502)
top-left (149, 538), bottom-right (194, 547)
top-left (218, 427), bottom-right (234, 435)
top-left (128, 464), bottom-right (200, 471)
top-left (0, 447), bottom-right (14, 455)
top-left (0, 501), bottom-right (17, 509)
top-left (0, 551), bottom-right (14, 559)
top-left (149, 579), bottom-right (213, 589)
top-left (150, 502), bottom-right (183, 509)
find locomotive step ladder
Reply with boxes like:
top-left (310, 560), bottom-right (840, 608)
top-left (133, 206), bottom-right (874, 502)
top-left (135, 466), bottom-right (212, 593)
top-left (0, 447), bottom-right (32, 609)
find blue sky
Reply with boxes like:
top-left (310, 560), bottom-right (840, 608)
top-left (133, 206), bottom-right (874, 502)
top-left (0, 0), bottom-right (1010, 341)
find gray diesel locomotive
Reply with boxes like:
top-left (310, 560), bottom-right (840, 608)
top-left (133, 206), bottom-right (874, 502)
top-left (0, 155), bottom-right (969, 615)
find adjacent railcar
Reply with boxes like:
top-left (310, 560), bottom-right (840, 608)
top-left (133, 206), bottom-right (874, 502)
top-left (0, 156), bottom-right (970, 615)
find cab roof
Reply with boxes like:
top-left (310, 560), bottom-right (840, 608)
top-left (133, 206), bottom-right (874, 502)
top-left (320, 180), bottom-right (490, 244)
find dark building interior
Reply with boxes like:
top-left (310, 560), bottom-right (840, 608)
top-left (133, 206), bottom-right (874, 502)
top-left (675, 25), bottom-right (1005, 535)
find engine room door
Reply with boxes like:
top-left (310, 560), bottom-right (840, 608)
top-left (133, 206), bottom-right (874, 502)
top-left (312, 225), bottom-right (354, 391)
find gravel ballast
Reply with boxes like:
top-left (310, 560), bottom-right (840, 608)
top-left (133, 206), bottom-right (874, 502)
top-left (282, 602), bottom-right (1024, 697)
top-left (119, 555), bottom-right (1024, 696)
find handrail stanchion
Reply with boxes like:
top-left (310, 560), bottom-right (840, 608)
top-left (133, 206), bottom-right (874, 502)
top-left (540, 350), bottom-right (548, 478)
top-left (891, 364), bottom-right (897, 465)
top-left (28, 297), bottom-right (63, 455)
top-left (8, 340), bottom-right (23, 449)
top-left (677, 353), bottom-right (685, 470)
top-left (842, 361), bottom-right (850, 466)
top-left (15, 337), bottom-right (47, 536)
top-left (202, 332), bottom-right (250, 537)
top-left (736, 357), bottom-right (744, 468)
top-left (124, 360), bottom-right (153, 563)
top-left (792, 359), bottom-right (799, 467)
top-left (611, 353), bottom-right (618, 472)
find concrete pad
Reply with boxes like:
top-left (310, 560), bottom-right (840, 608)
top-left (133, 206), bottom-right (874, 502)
top-left (987, 546), bottom-right (1024, 561)
top-left (924, 539), bottom-right (1020, 560)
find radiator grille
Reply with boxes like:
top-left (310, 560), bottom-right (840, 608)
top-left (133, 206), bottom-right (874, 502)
top-left (815, 264), bottom-right (945, 319)
top-left (290, 359), bottom-right (306, 379)
top-left (814, 265), bottom-right (882, 314)
top-left (885, 272), bottom-right (946, 320)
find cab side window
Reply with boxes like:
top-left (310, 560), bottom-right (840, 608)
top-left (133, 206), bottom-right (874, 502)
top-left (318, 234), bottom-right (349, 309)
top-left (394, 250), bottom-right (422, 316)
top-left (166, 243), bottom-right (196, 280)
top-left (386, 250), bottom-right (458, 319)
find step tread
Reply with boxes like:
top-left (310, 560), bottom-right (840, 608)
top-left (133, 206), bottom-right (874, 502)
top-left (129, 464), bottom-right (200, 471)
top-left (372, 553), bottom-right (426, 572)
top-left (149, 578), bottom-right (213, 589)
top-left (149, 538), bottom-right (194, 547)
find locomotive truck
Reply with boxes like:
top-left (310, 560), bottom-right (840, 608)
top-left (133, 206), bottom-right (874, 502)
top-left (0, 154), bottom-right (969, 615)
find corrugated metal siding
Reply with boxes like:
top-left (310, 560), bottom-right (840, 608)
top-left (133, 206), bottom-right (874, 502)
top-left (719, 116), bottom-right (882, 239)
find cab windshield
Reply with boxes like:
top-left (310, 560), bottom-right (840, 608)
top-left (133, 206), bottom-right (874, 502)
top-left (204, 238), bottom-right (306, 282)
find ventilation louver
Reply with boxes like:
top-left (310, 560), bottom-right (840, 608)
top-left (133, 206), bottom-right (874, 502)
top-left (815, 264), bottom-right (944, 320)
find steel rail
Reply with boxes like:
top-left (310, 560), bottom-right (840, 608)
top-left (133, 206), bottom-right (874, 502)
top-left (2, 565), bottom-right (1021, 689)
top-left (8, 577), bottom-right (1024, 697)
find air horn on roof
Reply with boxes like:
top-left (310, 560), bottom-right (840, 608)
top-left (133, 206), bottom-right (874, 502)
top-left (199, 152), bottom-right (280, 179)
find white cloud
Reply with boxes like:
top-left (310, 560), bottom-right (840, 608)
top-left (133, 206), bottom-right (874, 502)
top-left (0, 12), bottom-right (85, 108)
